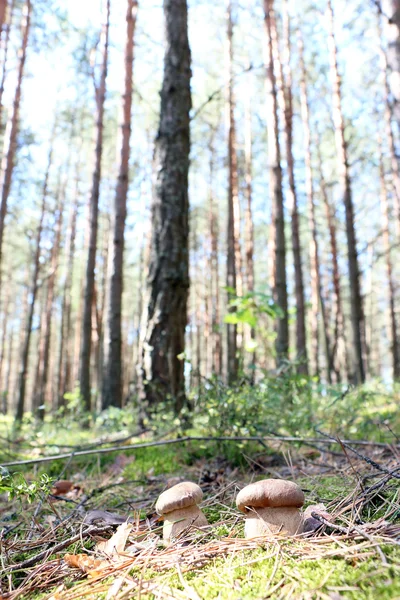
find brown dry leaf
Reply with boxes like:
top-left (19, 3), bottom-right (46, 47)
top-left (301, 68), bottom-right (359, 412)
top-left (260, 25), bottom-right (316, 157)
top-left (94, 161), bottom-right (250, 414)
top-left (52, 480), bottom-right (74, 495)
top-left (96, 522), bottom-right (133, 557)
top-left (64, 553), bottom-right (106, 573)
top-left (51, 480), bottom-right (82, 500)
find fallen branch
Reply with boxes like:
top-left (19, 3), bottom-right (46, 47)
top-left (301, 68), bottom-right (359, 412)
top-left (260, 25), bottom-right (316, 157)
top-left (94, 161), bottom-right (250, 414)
top-left (316, 430), bottom-right (400, 480)
top-left (4, 525), bottom-right (113, 573)
top-left (2, 435), bottom-right (399, 468)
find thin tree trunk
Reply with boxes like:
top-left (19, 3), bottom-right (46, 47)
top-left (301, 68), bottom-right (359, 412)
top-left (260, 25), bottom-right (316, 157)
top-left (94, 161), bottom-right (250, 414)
top-left (0, 0), bottom-right (30, 284)
top-left (327, 0), bottom-right (366, 383)
top-left (208, 132), bottom-right (222, 377)
top-left (80, 0), bottom-right (110, 413)
top-left (0, 0), bottom-right (7, 36)
top-left (3, 318), bottom-right (13, 413)
top-left (243, 75), bottom-right (256, 380)
top-left (103, 0), bottom-right (137, 409)
top-left (380, 34), bottom-right (400, 241)
top-left (263, 0), bottom-right (289, 364)
top-left (57, 164), bottom-right (80, 408)
top-left (35, 173), bottom-right (64, 419)
top-left (317, 144), bottom-right (348, 382)
top-left (0, 272), bottom-right (11, 411)
top-left (382, 0), bottom-right (400, 132)
top-left (226, 1), bottom-right (239, 384)
top-left (15, 149), bottom-right (50, 421)
top-left (379, 143), bottom-right (400, 378)
top-left (298, 31), bottom-right (332, 381)
top-left (139, 0), bottom-right (191, 415)
top-left (272, 2), bottom-right (307, 373)
top-left (0, 0), bottom-right (15, 131)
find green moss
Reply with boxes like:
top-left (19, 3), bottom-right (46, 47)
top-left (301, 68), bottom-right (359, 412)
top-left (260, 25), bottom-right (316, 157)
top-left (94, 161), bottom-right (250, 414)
top-left (133, 546), bottom-right (400, 600)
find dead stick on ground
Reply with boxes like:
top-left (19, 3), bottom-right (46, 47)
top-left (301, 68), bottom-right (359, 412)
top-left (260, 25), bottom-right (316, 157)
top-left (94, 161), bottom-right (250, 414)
top-left (4, 525), bottom-right (113, 573)
top-left (316, 429), bottom-right (400, 480)
top-left (3, 435), bottom-right (399, 467)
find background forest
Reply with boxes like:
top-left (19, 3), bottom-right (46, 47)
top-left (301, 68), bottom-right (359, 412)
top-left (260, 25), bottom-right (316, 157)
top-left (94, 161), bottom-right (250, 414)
top-left (2, 2), bottom-right (400, 598)
top-left (0, 0), bottom-right (399, 433)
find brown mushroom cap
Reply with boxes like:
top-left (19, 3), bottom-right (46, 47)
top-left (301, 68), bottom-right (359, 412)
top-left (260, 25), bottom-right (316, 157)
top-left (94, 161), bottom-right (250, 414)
top-left (236, 479), bottom-right (304, 513)
top-left (156, 481), bottom-right (203, 515)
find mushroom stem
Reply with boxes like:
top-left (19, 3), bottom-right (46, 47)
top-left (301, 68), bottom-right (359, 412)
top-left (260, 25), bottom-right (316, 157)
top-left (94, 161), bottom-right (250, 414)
top-left (163, 505), bottom-right (209, 542)
top-left (244, 506), bottom-right (304, 538)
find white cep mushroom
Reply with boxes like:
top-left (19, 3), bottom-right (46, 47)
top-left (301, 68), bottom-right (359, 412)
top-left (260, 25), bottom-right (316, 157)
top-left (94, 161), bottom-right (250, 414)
top-left (236, 479), bottom-right (304, 538)
top-left (155, 481), bottom-right (209, 543)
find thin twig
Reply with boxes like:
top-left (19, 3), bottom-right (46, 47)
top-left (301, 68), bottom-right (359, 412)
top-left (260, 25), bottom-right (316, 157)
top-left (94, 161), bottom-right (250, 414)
top-left (3, 435), bottom-right (398, 467)
top-left (4, 525), bottom-right (113, 573)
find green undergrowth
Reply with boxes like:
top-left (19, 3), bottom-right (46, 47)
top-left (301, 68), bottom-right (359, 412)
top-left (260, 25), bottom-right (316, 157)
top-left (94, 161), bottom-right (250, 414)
top-left (139, 546), bottom-right (400, 600)
top-left (1, 378), bottom-right (400, 599)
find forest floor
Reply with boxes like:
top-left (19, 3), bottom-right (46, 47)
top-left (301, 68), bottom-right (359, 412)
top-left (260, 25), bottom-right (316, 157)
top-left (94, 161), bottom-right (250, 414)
top-left (1, 416), bottom-right (400, 599)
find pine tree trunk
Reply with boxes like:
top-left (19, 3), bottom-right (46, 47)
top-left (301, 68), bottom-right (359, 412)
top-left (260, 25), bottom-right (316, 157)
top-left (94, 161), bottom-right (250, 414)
top-left (208, 132), bottom-right (222, 377)
top-left (272, 2), bottom-right (308, 373)
top-left (0, 273), bottom-right (11, 411)
top-left (3, 316), bottom-right (13, 413)
top-left (379, 144), bottom-right (400, 378)
top-left (0, 0), bottom-right (15, 130)
top-left (226, 1), bottom-right (239, 384)
top-left (243, 77), bottom-right (256, 380)
top-left (0, 0), bottom-right (30, 283)
top-left (0, 0), bottom-right (7, 36)
top-left (317, 144), bottom-right (348, 382)
top-left (80, 0), bottom-right (110, 413)
top-left (57, 164), bottom-right (80, 408)
top-left (139, 0), bottom-right (191, 414)
top-left (264, 0), bottom-right (289, 364)
top-left (297, 31), bottom-right (332, 380)
top-left (35, 175), bottom-right (64, 419)
top-left (380, 36), bottom-right (400, 240)
top-left (383, 0), bottom-right (400, 131)
top-left (104, 0), bottom-right (137, 409)
top-left (327, 0), bottom-right (366, 383)
top-left (15, 151), bottom-right (50, 421)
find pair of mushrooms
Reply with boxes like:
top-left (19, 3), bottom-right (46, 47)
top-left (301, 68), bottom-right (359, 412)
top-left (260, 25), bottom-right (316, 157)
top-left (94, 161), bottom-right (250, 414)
top-left (155, 479), bottom-right (305, 543)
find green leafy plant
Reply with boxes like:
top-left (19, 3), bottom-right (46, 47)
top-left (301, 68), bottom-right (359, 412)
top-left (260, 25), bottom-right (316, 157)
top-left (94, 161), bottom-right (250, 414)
top-left (0, 469), bottom-right (54, 504)
top-left (224, 291), bottom-right (283, 340)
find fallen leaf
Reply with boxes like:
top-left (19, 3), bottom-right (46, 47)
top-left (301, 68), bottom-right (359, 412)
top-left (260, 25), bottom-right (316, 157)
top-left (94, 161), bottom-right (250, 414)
top-left (96, 522), bottom-right (133, 557)
top-left (64, 553), bottom-right (106, 573)
top-left (51, 480), bottom-right (82, 500)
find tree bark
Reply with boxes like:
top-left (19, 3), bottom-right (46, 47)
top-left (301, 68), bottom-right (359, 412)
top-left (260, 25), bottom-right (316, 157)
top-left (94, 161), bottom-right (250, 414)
top-left (103, 0), bottom-right (137, 409)
top-left (139, 0), bottom-right (191, 414)
top-left (15, 145), bottom-right (51, 422)
top-left (327, 0), bottom-right (366, 383)
top-left (0, 272), bottom-right (11, 412)
top-left (57, 163), bottom-right (80, 408)
top-left (382, 0), bottom-right (400, 132)
top-left (297, 31), bottom-right (332, 380)
top-left (317, 143), bottom-right (348, 382)
top-left (272, 2), bottom-right (308, 373)
top-left (0, 0), bottom-right (30, 285)
top-left (243, 74), bottom-right (256, 380)
top-left (226, 1), bottom-right (239, 384)
top-left (80, 0), bottom-right (110, 413)
top-left (35, 173), bottom-right (64, 418)
top-left (0, 0), bottom-right (7, 36)
top-left (0, 0), bottom-right (15, 131)
top-left (208, 131), bottom-right (222, 377)
top-left (380, 34), bottom-right (400, 241)
top-left (379, 143), bottom-right (400, 378)
top-left (263, 0), bottom-right (289, 364)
